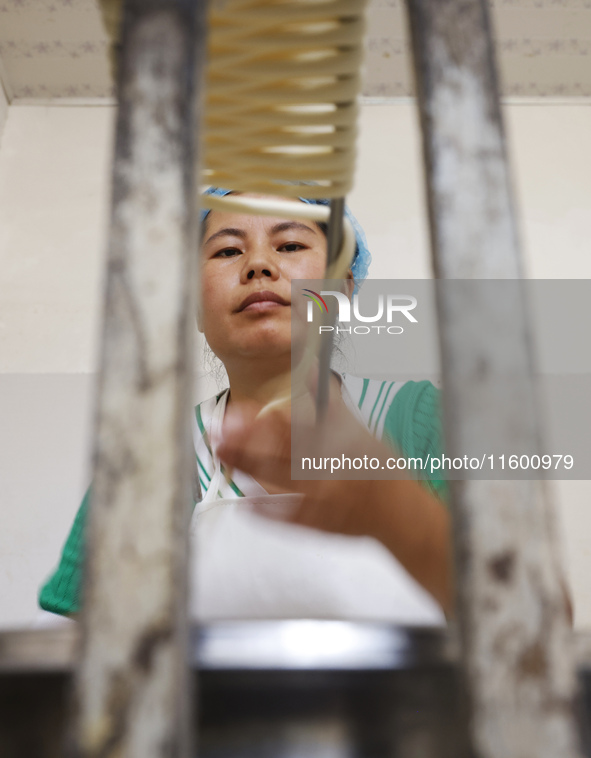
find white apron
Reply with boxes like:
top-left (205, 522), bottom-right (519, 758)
top-left (189, 388), bottom-right (444, 626)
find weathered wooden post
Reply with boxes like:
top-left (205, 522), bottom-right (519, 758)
top-left (69, 1), bottom-right (205, 755)
top-left (405, 1), bottom-right (581, 757)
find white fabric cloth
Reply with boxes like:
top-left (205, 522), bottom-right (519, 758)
top-left (189, 385), bottom-right (445, 626)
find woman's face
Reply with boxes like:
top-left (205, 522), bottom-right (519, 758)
top-left (199, 201), bottom-right (328, 366)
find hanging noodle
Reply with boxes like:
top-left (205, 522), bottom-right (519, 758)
top-left (204, 0), bottom-right (367, 198)
top-left (99, 0), bottom-right (367, 199)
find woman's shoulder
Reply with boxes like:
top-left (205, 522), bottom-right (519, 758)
top-left (340, 374), bottom-right (447, 499)
top-left (193, 388), bottom-right (258, 501)
top-left (194, 388), bottom-right (228, 422)
top-left (340, 374), bottom-right (439, 438)
top-left (193, 389), bottom-right (228, 497)
top-left (193, 388), bottom-right (229, 448)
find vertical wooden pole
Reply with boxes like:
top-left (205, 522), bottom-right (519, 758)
top-left (405, 1), bottom-right (581, 757)
top-left (71, 1), bottom-right (205, 755)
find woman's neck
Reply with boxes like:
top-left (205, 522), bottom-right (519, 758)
top-left (225, 360), bottom-right (292, 407)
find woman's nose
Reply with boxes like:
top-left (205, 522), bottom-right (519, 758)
top-left (240, 247), bottom-right (280, 283)
top-left (247, 267), bottom-right (271, 280)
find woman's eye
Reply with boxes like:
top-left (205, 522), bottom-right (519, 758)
top-left (279, 242), bottom-right (305, 253)
top-left (214, 247), bottom-right (242, 258)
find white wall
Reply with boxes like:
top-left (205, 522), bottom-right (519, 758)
top-left (1, 101), bottom-right (590, 629)
top-left (350, 103), bottom-right (591, 280)
top-left (0, 82), bottom-right (8, 147)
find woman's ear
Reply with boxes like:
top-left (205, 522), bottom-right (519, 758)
top-left (345, 269), bottom-right (355, 299)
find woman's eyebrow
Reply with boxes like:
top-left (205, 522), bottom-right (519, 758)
top-left (271, 221), bottom-right (318, 236)
top-left (205, 227), bottom-right (246, 245)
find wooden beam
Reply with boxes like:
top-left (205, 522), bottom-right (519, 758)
top-left (405, 2), bottom-right (581, 757)
top-left (70, 1), bottom-right (205, 755)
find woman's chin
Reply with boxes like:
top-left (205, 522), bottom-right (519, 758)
top-left (221, 337), bottom-right (292, 364)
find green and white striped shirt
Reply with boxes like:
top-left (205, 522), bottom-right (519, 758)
top-left (38, 375), bottom-right (446, 617)
top-left (192, 374), bottom-right (446, 502)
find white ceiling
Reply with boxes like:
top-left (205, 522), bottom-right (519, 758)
top-left (0, 0), bottom-right (590, 100)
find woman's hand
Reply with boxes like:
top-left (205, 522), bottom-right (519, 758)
top-left (216, 380), bottom-right (454, 615)
top-left (217, 388), bottom-right (384, 538)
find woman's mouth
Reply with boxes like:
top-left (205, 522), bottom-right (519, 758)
top-left (237, 291), bottom-right (290, 313)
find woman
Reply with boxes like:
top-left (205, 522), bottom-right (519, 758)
top-left (38, 190), bottom-right (453, 624)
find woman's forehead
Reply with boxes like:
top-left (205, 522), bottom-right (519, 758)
top-left (203, 192), bottom-right (319, 232)
top-left (203, 208), bottom-right (322, 238)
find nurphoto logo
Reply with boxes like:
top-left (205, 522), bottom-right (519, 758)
top-left (303, 289), bottom-right (418, 335)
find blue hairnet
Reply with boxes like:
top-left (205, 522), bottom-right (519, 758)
top-left (200, 187), bottom-right (371, 292)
